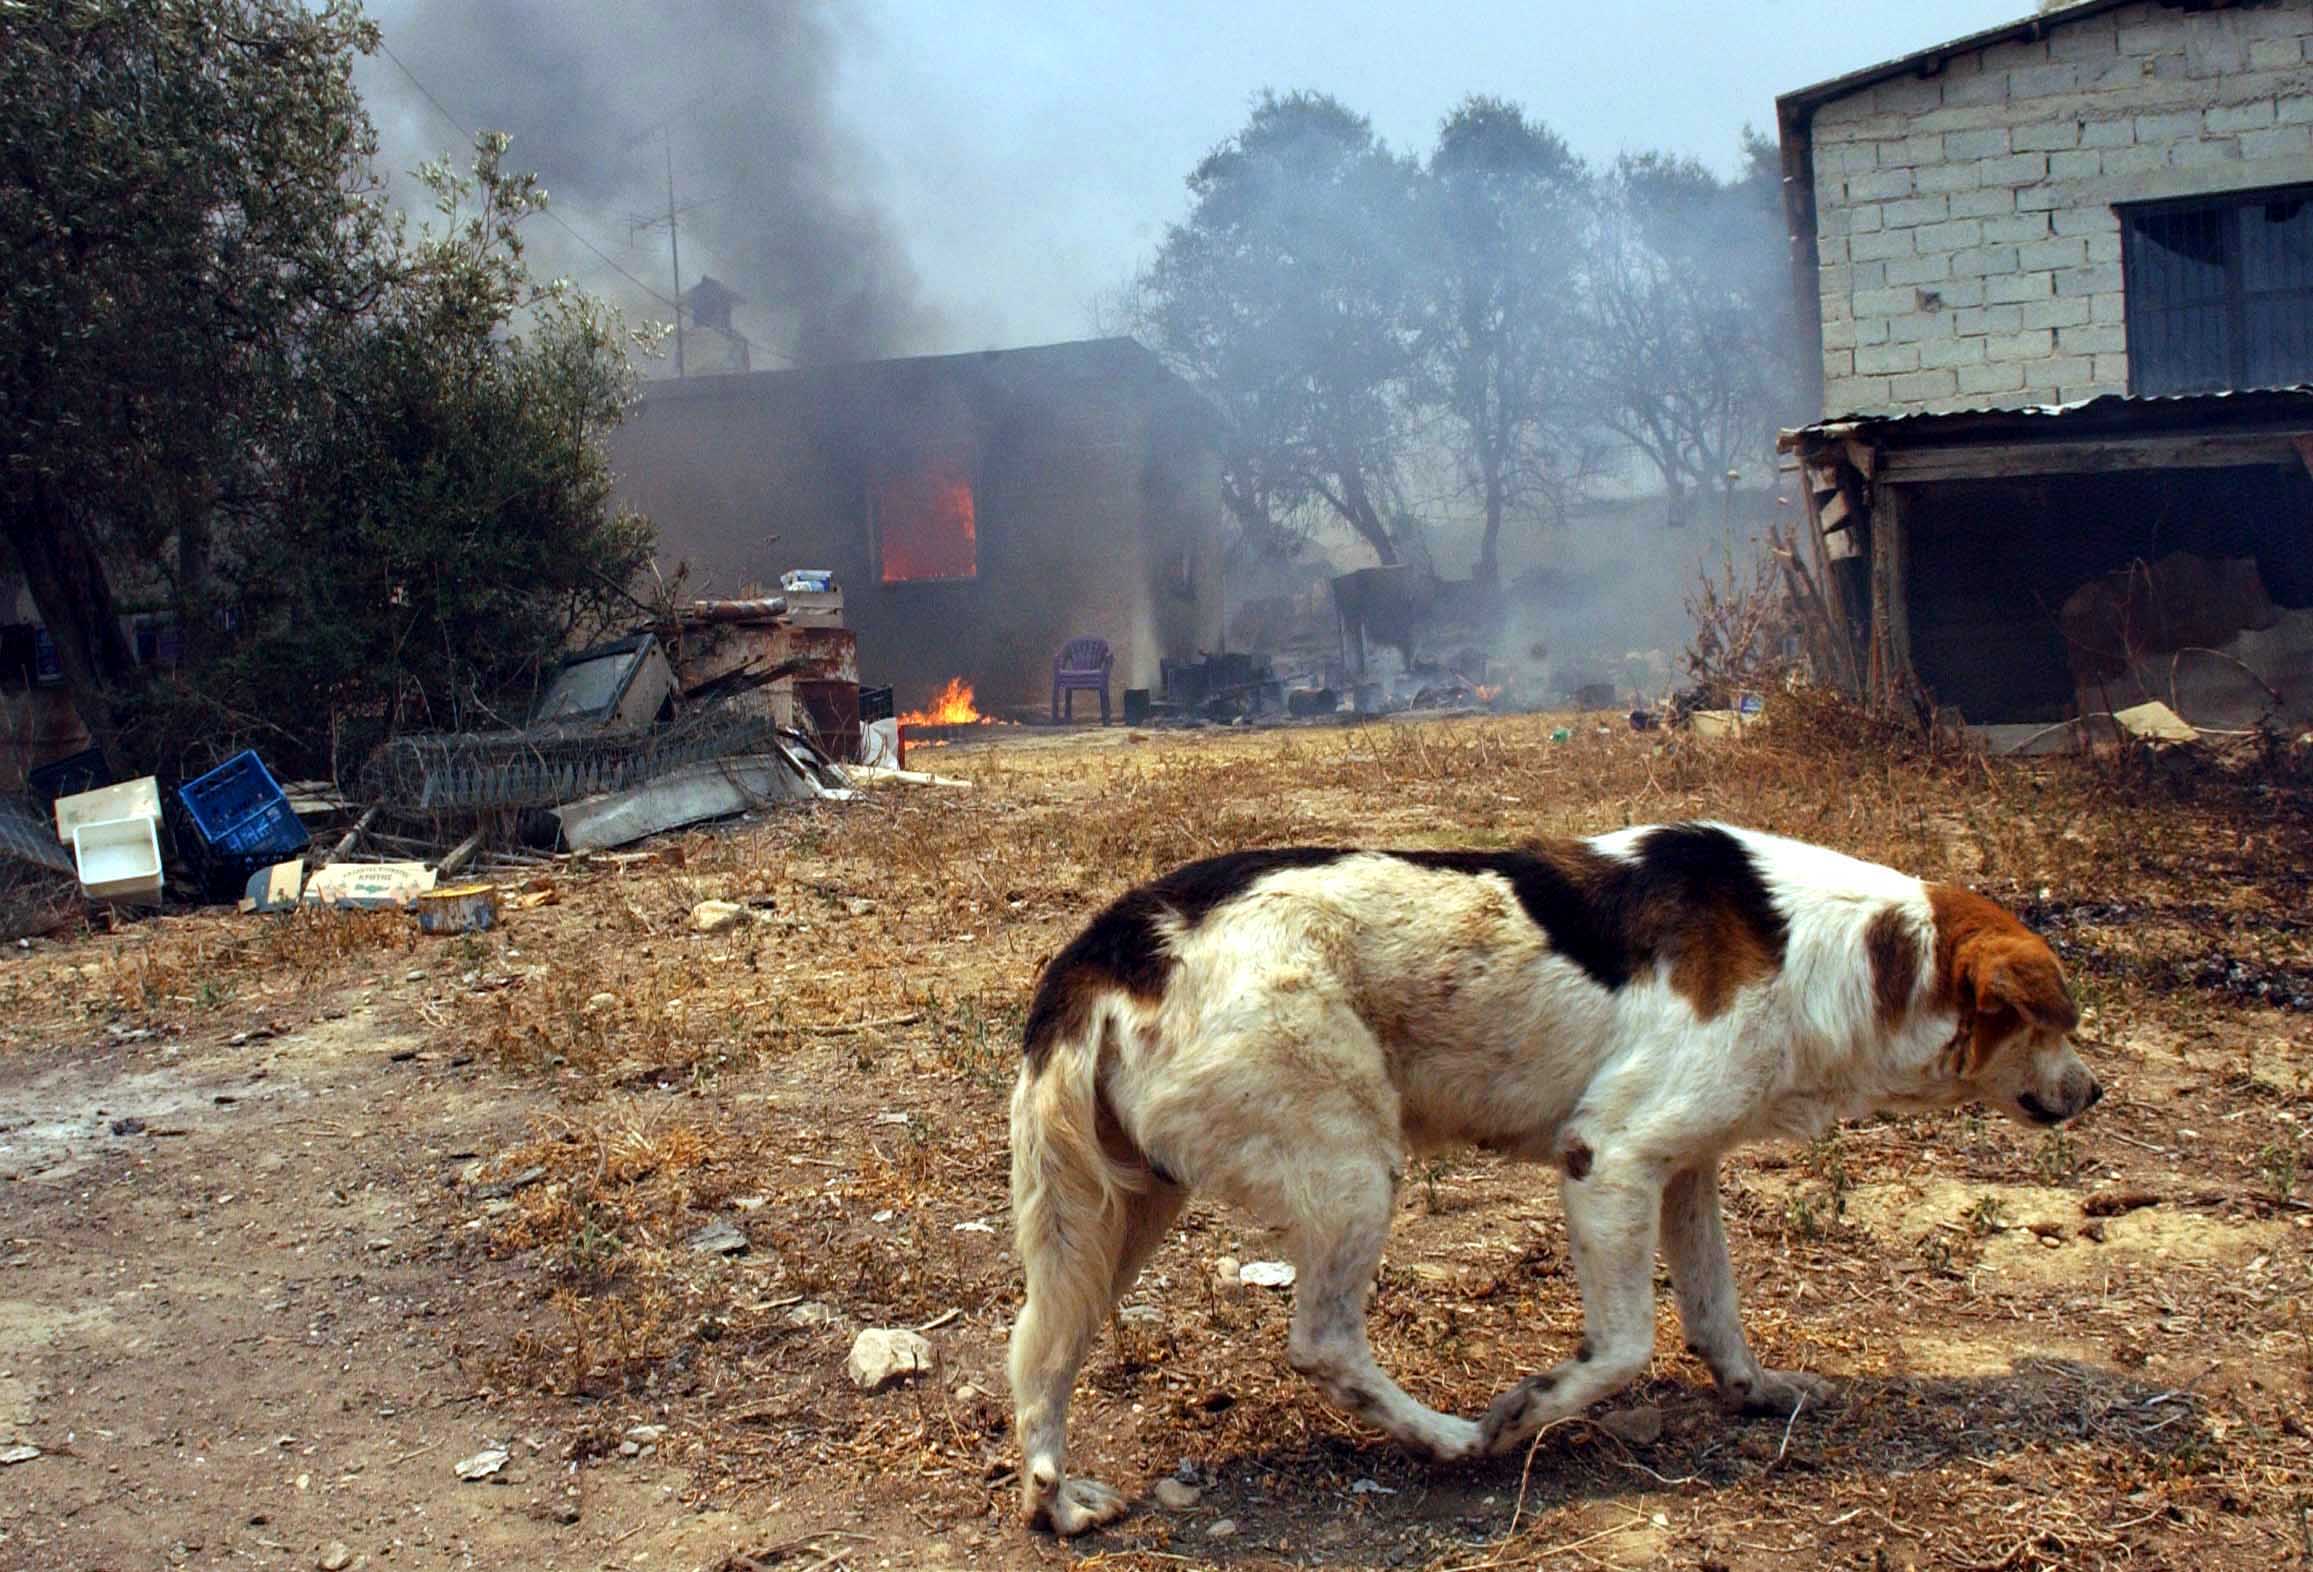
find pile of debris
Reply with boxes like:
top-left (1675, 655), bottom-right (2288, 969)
top-left (0, 590), bottom-right (916, 935)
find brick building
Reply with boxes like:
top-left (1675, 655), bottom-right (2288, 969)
top-left (1778, 0), bottom-right (2313, 418)
top-left (1774, 2), bottom-right (2313, 737)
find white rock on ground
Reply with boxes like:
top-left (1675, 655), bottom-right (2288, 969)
top-left (453, 1446), bottom-right (509, 1481)
top-left (1153, 1477), bottom-right (1201, 1510)
top-left (689, 900), bottom-right (749, 934)
top-left (847, 1327), bottom-right (937, 1391)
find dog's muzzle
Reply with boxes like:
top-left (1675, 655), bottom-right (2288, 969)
top-left (2019, 1077), bottom-right (2103, 1125)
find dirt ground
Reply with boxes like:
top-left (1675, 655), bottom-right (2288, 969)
top-left (4, 709), bottom-right (2312, 1572)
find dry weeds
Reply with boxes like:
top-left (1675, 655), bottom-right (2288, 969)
top-left (8, 704), bottom-right (2312, 1569)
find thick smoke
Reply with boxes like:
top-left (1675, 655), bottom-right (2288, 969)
top-left (366, 0), bottom-right (937, 365)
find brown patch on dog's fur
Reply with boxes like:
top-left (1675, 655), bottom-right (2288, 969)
top-left (1664, 898), bottom-right (1782, 1020)
top-left (1865, 905), bottom-right (1920, 1028)
top-left (1926, 885), bottom-right (2078, 1074)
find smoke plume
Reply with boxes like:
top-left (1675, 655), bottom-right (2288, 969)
top-left (366, 0), bottom-right (938, 365)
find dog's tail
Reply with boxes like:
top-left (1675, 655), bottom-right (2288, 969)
top-left (1009, 989), bottom-right (1149, 1302)
top-left (1008, 984), bottom-right (1150, 1495)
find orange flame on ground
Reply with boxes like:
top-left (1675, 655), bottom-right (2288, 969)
top-left (897, 676), bottom-right (994, 726)
top-left (1474, 684), bottom-right (1502, 702)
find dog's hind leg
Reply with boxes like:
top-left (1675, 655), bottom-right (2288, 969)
top-left (1009, 1042), bottom-right (1172, 1537)
top-left (1013, 1192), bottom-right (1128, 1525)
top-left (1479, 1146), bottom-right (1663, 1455)
top-left (1662, 1163), bottom-right (1829, 1417)
top-left (1277, 1154), bottom-right (1483, 1462)
top-left (1111, 1176), bottom-right (1187, 1302)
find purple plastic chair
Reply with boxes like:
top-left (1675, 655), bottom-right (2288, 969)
top-left (1052, 637), bottom-right (1114, 724)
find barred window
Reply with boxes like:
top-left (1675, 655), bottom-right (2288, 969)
top-left (2122, 185), bottom-right (2313, 396)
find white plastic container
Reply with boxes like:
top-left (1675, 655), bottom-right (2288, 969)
top-left (72, 815), bottom-right (164, 903)
top-left (54, 776), bottom-right (161, 843)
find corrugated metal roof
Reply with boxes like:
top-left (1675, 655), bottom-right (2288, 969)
top-left (1783, 385), bottom-right (2313, 447)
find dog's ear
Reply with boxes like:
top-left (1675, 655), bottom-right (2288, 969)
top-left (1953, 938), bottom-right (2075, 1076)
top-left (1976, 943), bottom-right (2079, 1034)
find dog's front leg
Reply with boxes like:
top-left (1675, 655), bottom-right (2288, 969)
top-left (1661, 1163), bottom-right (1829, 1417)
top-left (1478, 1144), bottom-right (1660, 1455)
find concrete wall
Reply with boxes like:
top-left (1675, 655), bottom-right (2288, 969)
top-left (1812, 0), bottom-right (2313, 416)
top-left (610, 342), bottom-right (1224, 716)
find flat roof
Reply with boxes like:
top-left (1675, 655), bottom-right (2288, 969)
top-left (1778, 0), bottom-right (2154, 123)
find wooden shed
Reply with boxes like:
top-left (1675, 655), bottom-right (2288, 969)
top-left (1781, 388), bottom-right (2313, 731)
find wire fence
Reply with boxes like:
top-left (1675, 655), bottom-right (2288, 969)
top-left (357, 702), bottom-right (782, 812)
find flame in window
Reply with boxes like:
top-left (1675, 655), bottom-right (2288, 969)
top-left (877, 456), bottom-right (977, 583)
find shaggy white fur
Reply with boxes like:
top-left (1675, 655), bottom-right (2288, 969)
top-left (1008, 824), bottom-right (2098, 1536)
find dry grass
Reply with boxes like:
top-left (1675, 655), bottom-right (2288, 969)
top-left (10, 701), bottom-right (2313, 1568)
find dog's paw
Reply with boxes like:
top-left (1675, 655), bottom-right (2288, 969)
top-left (1733, 1368), bottom-right (1833, 1418)
top-left (1478, 1373), bottom-right (1560, 1455)
top-left (1408, 1414), bottom-right (1484, 1464)
top-left (1033, 1476), bottom-right (1129, 1538)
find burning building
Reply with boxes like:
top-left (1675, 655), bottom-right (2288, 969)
top-left (610, 338), bottom-right (1224, 717)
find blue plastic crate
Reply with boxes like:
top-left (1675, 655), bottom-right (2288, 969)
top-left (213, 796), bottom-right (309, 862)
top-left (177, 751), bottom-right (310, 866)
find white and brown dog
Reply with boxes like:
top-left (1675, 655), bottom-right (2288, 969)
top-left (1007, 823), bottom-right (2100, 1535)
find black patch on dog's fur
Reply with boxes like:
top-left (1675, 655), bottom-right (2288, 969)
top-left (1023, 849), bottom-right (1355, 1071)
top-left (1560, 1137), bottom-right (1594, 1181)
top-left (1146, 847), bottom-right (1355, 928)
top-left (1625, 822), bottom-right (1789, 960)
top-left (1392, 848), bottom-right (1634, 989)
top-left (1397, 824), bottom-right (1789, 1004)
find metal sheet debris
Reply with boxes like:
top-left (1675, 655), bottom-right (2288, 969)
top-left (553, 746), bottom-right (852, 853)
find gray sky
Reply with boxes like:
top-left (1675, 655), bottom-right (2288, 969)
top-left (363, 0), bottom-right (2029, 360)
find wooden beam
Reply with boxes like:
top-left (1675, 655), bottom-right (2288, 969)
top-left (1819, 489), bottom-right (1853, 532)
top-left (436, 828), bottom-right (487, 879)
top-left (1842, 437), bottom-right (1879, 479)
top-left (1867, 484), bottom-right (1916, 710)
top-left (1881, 429), bottom-right (2311, 483)
top-left (323, 805), bottom-right (380, 867)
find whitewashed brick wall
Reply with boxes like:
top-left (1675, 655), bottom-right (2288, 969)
top-left (1811, 0), bottom-right (2313, 416)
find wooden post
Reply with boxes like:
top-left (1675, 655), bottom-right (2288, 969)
top-left (1867, 483), bottom-right (1916, 712)
top-left (1789, 440), bottom-right (1864, 697)
top-left (323, 805), bottom-right (381, 867)
top-left (436, 828), bottom-right (487, 880)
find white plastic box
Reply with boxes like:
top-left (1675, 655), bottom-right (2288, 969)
top-left (72, 815), bottom-right (164, 903)
top-left (53, 776), bottom-right (161, 843)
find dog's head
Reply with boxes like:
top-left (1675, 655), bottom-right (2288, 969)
top-left (1929, 887), bottom-right (2100, 1127)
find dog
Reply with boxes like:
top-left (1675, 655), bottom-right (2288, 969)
top-left (1006, 823), bottom-right (2101, 1536)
